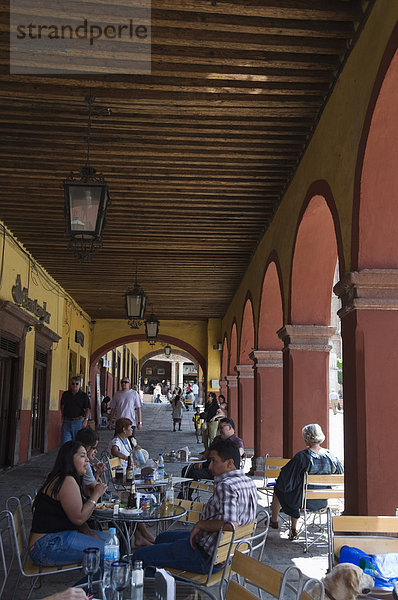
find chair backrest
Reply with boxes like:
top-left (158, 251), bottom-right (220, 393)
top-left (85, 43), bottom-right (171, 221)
top-left (263, 455), bottom-right (290, 488)
top-left (227, 551), bottom-right (284, 600)
top-left (0, 510), bottom-right (13, 599)
top-left (329, 511), bottom-right (398, 570)
top-left (188, 480), bottom-right (214, 502)
top-left (5, 495), bottom-right (32, 559)
top-left (109, 457), bottom-right (123, 470)
top-left (172, 498), bottom-right (203, 524)
top-left (302, 473), bottom-right (344, 506)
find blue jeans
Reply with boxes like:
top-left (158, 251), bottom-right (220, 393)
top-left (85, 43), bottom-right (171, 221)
top-left (131, 530), bottom-right (211, 574)
top-left (61, 418), bottom-right (84, 444)
top-left (29, 530), bottom-right (108, 567)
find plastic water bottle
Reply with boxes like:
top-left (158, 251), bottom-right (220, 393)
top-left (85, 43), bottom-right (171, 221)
top-left (103, 527), bottom-right (120, 588)
top-left (158, 453), bottom-right (165, 480)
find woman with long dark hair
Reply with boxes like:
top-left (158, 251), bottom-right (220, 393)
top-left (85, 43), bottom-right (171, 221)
top-left (29, 441), bottom-right (108, 567)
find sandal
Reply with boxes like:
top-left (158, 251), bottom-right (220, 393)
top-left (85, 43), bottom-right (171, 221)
top-left (289, 528), bottom-right (299, 540)
top-left (270, 520), bottom-right (279, 530)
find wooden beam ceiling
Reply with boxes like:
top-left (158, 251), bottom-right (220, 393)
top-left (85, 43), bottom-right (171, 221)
top-left (0, 0), bottom-right (371, 320)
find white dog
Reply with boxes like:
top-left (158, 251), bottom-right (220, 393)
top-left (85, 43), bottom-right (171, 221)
top-left (321, 563), bottom-right (375, 600)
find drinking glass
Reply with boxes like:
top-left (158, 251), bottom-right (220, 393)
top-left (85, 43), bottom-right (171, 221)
top-left (111, 560), bottom-right (130, 600)
top-left (82, 547), bottom-right (100, 595)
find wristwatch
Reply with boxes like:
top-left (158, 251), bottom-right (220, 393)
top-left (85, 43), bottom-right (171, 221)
top-left (138, 421), bottom-right (142, 425)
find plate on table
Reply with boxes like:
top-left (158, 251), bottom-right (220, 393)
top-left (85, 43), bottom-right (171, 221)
top-left (120, 507), bottom-right (142, 515)
top-left (94, 502), bottom-right (114, 513)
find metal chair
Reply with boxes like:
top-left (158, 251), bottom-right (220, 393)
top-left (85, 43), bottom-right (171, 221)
top-left (169, 519), bottom-right (256, 600)
top-left (226, 550), bottom-right (324, 600)
top-left (301, 473), bottom-right (344, 552)
top-left (2, 496), bottom-right (80, 599)
top-left (257, 454), bottom-right (290, 511)
top-left (327, 509), bottom-right (398, 585)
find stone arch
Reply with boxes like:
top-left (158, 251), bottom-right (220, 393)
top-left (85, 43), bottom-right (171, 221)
top-left (221, 335), bottom-right (228, 380)
top-left (352, 37), bottom-right (398, 268)
top-left (239, 296), bottom-right (255, 364)
top-left (228, 321), bottom-right (238, 375)
top-left (254, 256), bottom-right (284, 456)
top-left (258, 256), bottom-right (284, 350)
top-left (283, 182), bottom-right (341, 454)
top-left (139, 348), bottom-right (198, 372)
top-left (290, 183), bottom-right (341, 325)
top-left (220, 335), bottom-right (229, 401)
top-left (237, 296), bottom-right (255, 446)
top-left (341, 35), bottom-right (398, 515)
top-left (227, 321), bottom-right (239, 426)
top-left (90, 334), bottom-right (207, 386)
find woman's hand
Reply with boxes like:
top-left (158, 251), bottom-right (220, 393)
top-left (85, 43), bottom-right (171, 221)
top-left (92, 482), bottom-right (108, 500)
top-left (43, 586), bottom-right (87, 599)
top-left (95, 462), bottom-right (106, 477)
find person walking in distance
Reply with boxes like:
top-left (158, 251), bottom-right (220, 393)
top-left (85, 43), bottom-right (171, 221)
top-left (60, 376), bottom-right (90, 444)
top-left (108, 378), bottom-right (143, 436)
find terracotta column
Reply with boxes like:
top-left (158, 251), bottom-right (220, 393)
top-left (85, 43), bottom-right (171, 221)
top-left (277, 324), bottom-right (335, 458)
top-left (225, 375), bottom-right (238, 430)
top-left (235, 364), bottom-right (254, 450)
top-left (249, 350), bottom-right (283, 459)
top-left (335, 269), bottom-right (398, 515)
top-left (219, 378), bottom-right (228, 402)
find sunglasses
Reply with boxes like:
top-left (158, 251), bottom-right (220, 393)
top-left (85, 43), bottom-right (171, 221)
top-left (121, 380), bottom-right (129, 384)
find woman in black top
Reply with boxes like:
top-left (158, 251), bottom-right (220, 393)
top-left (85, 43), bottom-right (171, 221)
top-left (29, 440), bottom-right (108, 567)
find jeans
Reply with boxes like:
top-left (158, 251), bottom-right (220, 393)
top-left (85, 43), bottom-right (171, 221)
top-left (131, 530), bottom-right (211, 574)
top-left (29, 530), bottom-right (108, 567)
top-left (61, 418), bottom-right (84, 444)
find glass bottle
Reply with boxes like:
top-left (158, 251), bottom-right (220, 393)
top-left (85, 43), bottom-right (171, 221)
top-left (127, 481), bottom-right (137, 509)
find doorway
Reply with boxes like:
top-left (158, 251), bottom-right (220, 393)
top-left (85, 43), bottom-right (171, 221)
top-left (31, 348), bottom-right (47, 454)
top-left (0, 354), bottom-right (17, 467)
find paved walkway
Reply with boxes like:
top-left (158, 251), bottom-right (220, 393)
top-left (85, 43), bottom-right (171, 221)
top-left (0, 402), bottom-right (330, 599)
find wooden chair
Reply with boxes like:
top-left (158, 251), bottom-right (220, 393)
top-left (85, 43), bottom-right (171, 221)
top-left (257, 455), bottom-right (290, 512)
top-left (168, 498), bottom-right (204, 529)
top-left (301, 473), bottom-right (344, 553)
top-left (328, 509), bottom-right (398, 581)
top-left (226, 550), bottom-right (324, 600)
top-left (169, 519), bottom-right (256, 600)
top-left (2, 496), bottom-right (80, 600)
top-left (188, 480), bottom-right (214, 502)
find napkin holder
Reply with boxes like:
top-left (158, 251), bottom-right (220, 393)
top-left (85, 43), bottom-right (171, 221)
top-left (154, 568), bottom-right (176, 600)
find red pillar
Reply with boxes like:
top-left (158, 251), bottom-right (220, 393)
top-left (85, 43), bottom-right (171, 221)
top-left (250, 350), bottom-right (283, 458)
top-left (277, 325), bottom-right (335, 458)
top-left (335, 270), bottom-right (398, 515)
top-left (235, 364), bottom-right (254, 451)
top-left (225, 375), bottom-right (238, 429)
top-left (220, 378), bottom-right (228, 402)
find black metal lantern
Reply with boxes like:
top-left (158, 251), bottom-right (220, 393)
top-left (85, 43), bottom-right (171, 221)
top-left (164, 344), bottom-right (172, 357)
top-left (145, 310), bottom-right (159, 343)
top-left (64, 96), bottom-right (111, 260)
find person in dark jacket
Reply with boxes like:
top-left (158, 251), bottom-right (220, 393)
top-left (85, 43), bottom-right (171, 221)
top-left (201, 392), bottom-right (219, 450)
top-left (270, 423), bottom-right (343, 539)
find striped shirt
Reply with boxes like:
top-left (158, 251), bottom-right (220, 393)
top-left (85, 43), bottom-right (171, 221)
top-left (199, 469), bottom-right (257, 557)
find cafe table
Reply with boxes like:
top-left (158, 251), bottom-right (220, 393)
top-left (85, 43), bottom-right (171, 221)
top-left (78, 576), bottom-right (218, 599)
top-left (93, 503), bottom-right (187, 555)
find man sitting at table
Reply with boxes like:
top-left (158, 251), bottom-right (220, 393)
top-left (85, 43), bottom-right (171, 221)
top-left (131, 438), bottom-right (257, 574)
top-left (181, 418), bottom-right (244, 497)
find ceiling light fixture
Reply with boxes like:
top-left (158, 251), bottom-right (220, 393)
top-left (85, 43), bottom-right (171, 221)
top-left (145, 305), bottom-right (159, 345)
top-left (126, 262), bottom-right (147, 328)
top-left (64, 95), bottom-right (111, 261)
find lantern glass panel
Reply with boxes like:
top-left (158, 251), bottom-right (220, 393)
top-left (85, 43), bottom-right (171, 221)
top-left (66, 184), bottom-right (105, 238)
